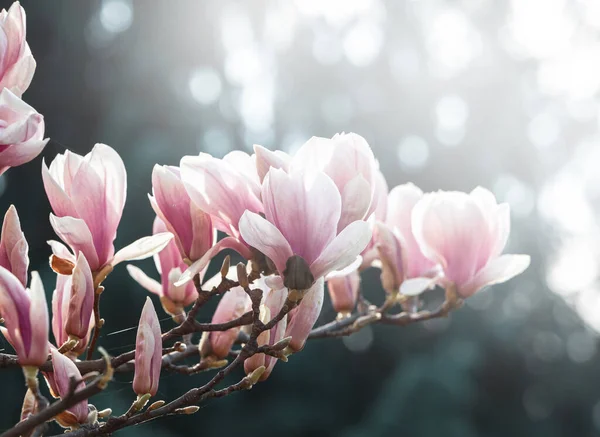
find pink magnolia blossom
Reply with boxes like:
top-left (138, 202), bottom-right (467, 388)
top-left (374, 183), bottom-right (438, 295)
top-left (52, 253), bottom-right (94, 354)
top-left (239, 168), bottom-right (371, 290)
top-left (327, 271), bottom-right (360, 315)
top-left (244, 286), bottom-right (288, 381)
top-left (0, 88), bottom-right (47, 175)
top-left (176, 151), bottom-right (261, 284)
top-left (201, 285), bottom-right (251, 359)
top-left (133, 297), bottom-right (162, 397)
top-left (0, 204), bottom-right (28, 286)
top-left (0, 268), bottom-right (48, 367)
top-left (150, 165), bottom-right (213, 262)
top-left (42, 143), bottom-right (173, 272)
top-left (412, 187), bottom-right (531, 298)
top-left (46, 349), bottom-right (88, 427)
top-left (0, 2), bottom-right (36, 95)
top-left (127, 217), bottom-right (197, 318)
top-left (286, 278), bottom-right (324, 352)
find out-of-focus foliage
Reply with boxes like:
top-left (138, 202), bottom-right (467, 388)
top-left (1, 0), bottom-right (598, 436)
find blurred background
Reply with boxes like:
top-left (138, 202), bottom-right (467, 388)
top-left (0, 0), bottom-right (598, 435)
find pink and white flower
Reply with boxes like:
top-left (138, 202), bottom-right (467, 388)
top-left (239, 168), bottom-right (371, 290)
top-left (42, 144), bottom-right (173, 273)
top-left (286, 278), bottom-right (324, 352)
top-left (150, 165), bottom-right (213, 262)
top-left (412, 187), bottom-right (531, 298)
top-left (375, 183), bottom-right (438, 296)
top-left (0, 88), bottom-right (47, 175)
top-left (52, 253), bottom-right (94, 355)
top-left (326, 271), bottom-right (360, 315)
top-left (133, 297), bottom-right (162, 397)
top-left (46, 349), bottom-right (88, 427)
top-left (0, 269), bottom-right (48, 367)
top-left (0, 204), bottom-right (28, 287)
top-left (0, 2), bottom-right (36, 95)
top-left (176, 151), bottom-right (261, 284)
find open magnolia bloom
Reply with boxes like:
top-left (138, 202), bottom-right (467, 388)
top-left (0, 88), bottom-right (48, 175)
top-left (0, 1), bottom-right (36, 95)
top-left (411, 187), bottom-right (531, 298)
top-left (127, 217), bottom-right (198, 320)
top-left (42, 143), bottom-right (173, 274)
top-left (0, 268), bottom-right (48, 367)
top-left (0, 204), bottom-right (28, 287)
top-left (239, 167), bottom-right (372, 292)
top-left (375, 183), bottom-right (439, 296)
top-left (176, 151), bottom-right (262, 284)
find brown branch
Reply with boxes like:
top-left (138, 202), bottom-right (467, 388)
top-left (86, 287), bottom-right (103, 360)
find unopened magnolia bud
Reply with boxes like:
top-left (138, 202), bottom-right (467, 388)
top-left (220, 255), bottom-right (231, 278)
top-left (271, 336), bottom-right (292, 351)
top-left (147, 400), bottom-right (165, 412)
top-left (237, 263), bottom-right (249, 288)
top-left (283, 255), bottom-right (314, 291)
top-left (245, 365), bottom-right (266, 386)
top-left (97, 408), bottom-right (112, 419)
top-left (175, 406), bottom-right (200, 415)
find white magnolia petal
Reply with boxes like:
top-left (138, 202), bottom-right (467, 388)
top-left (400, 277), bottom-right (438, 297)
top-left (111, 232), bottom-right (174, 266)
top-left (126, 265), bottom-right (163, 296)
top-left (460, 254), bottom-right (531, 298)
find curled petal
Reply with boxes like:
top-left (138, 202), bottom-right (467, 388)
top-left (49, 214), bottom-right (99, 271)
top-left (127, 265), bottom-right (162, 296)
top-left (459, 254), bottom-right (531, 298)
top-left (286, 278), bottom-right (324, 352)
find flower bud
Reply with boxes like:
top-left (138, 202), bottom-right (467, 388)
top-left (133, 297), bottom-right (162, 397)
top-left (0, 205), bottom-right (28, 287)
top-left (285, 278), bottom-right (324, 352)
top-left (326, 270), bottom-right (360, 316)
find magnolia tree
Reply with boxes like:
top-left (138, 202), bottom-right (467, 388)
top-left (0, 3), bottom-right (531, 436)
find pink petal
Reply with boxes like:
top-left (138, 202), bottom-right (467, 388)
top-left (127, 265), bottom-right (163, 297)
top-left (27, 271), bottom-right (49, 367)
top-left (262, 168), bottom-right (340, 265)
top-left (254, 144), bottom-right (291, 183)
top-left (49, 214), bottom-right (100, 271)
top-left (310, 220), bottom-right (372, 280)
top-left (238, 211), bottom-right (293, 276)
top-left (337, 174), bottom-right (371, 232)
top-left (65, 253), bottom-right (94, 340)
top-left (400, 276), bottom-right (438, 297)
top-left (459, 254), bottom-right (531, 298)
top-left (286, 278), bottom-right (324, 352)
top-left (50, 350), bottom-right (88, 423)
top-left (0, 204), bottom-right (28, 286)
top-left (327, 270), bottom-right (360, 314)
top-left (42, 159), bottom-right (76, 218)
top-left (133, 297), bottom-right (162, 396)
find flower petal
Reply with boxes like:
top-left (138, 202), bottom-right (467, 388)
top-left (111, 232), bottom-right (174, 267)
top-left (310, 220), bottom-right (372, 280)
top-left (127, 265), bottom-right (163, 296)
top-left (459, 254), bottom-right (531, 298)
top-left (337, 174), bottom-right (371, 232)
top-left (238, 211), bottom-right (293, 276)
top-left (254, 144), bottom-right (291, 183)
top-left (49, 214), bottom-right (100, 271)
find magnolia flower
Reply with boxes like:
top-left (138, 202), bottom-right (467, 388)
top-left (0, 2), bottom-right (36, 95)
top-left (239, 168), bottom-right (371, 291)
top-left (133, 297), bottom-right (162, 397)
top-left (375, 183), bottom-right (438, 296)
top-left (0, 205), bottom-right (28, 287)
top-left (52, 253), bottom-right (94, 354)
top-left (412, 187), bottom-right (531, 298)
top-left (286, 278), bottom-right (324, 352)
top-left (42, 143), bottom-right (173, 273)
top-left (150, 165), bottom-right (213, 262)
top-left (46, 349), bottom-right (88, 428)
top-left (177, 151), bottom-right (261, 284)
top-left (359, 167), bottom-right (388, 268)
top-left (244, 286), bottom-right (288, 381)
top-left (327, 271), bottom-right (360, 315)
top-left (127, 217), bottom-right (197, 319)
top-left (0, 268), bottom-right (48, 367)
top-left (200, 285), bottom-right (251, 359)
top-left (0, 88), bottom-right (47, 175)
